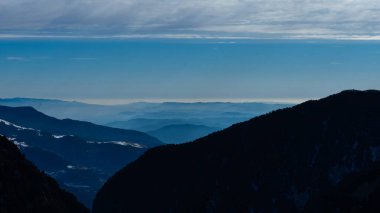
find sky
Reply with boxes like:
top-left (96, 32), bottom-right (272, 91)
top-left (1, 0), bottom-right (380, 39)
top-left (1, 39), bottom-right (379, 104)
top-left (0, 1), bottom-right (379, 104)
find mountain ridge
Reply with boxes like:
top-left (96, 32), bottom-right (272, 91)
top-left (0, 105), bottom-right (162, 147)
top-left (93, 89), bottom-right (380, 212)
top-left (0, 97), bottom-right (291, 127)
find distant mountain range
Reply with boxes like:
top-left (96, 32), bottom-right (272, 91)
top-left (0, 98), bottom-right (121, 124)
top-left (1, 98), bottom-right (291, 146)
top-left (93, 90), bottom-right (380, 212)
top-left (107, 117), bottom-right (249, 132)
top-left (0, 105), bottom-right (162, 208)
top-left (0, 136), bottom-right (88, 213)
top-left (0, 98), bottom-right (291, 129)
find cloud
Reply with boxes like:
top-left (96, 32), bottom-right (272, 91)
top-left (6, 56), bottom-right (27, 61)
top-left (71, 57), bottom-right (97, 61)
top-left (1, 0), bottom-right (380, 39)
top-left (5, 56), bottom-right (51, 61)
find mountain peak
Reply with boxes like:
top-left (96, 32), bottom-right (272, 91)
top-left (325, 89), bottom-right (380, 100)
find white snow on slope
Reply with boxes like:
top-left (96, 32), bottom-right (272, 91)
top-left (7, 137), bottom-right (29, 148)
top-left (87, 141), bottom-right (145, 148)
top-left (0, 119), bottom-right (35, 131)
top-left (0, 118), bottom-right (44, 137)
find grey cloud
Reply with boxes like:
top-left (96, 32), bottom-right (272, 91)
top-left (1, 0), bottom-right (380, 38)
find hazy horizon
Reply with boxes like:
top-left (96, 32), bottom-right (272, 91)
top-left (1, 39), bottom-right (379, 103)
top-left (0, 96), bottom-right (308, 105)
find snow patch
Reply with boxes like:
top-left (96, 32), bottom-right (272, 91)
top-left (46, 169), bottom-right (67, 177)
top-left (64, 183), bottom-right (91, 188)
top-left (0, 119), bottom-right (43, 137)
top-left (87, 141), bottom-right (145, 148)
top-left (109, 141), bottom-right (145, 148)
top-left (0, 119), bottom-right (35, 131)
top-left (65, 165), bottom-right (89, 170)
top-left (53, 135), bottom-right (66, 139)
top-left (7, 137), bottom-right (29, 148)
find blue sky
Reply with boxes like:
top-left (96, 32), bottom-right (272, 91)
top-left (0, 1), bottom-right (379, 104)
top-left (1, 39), bottom-right (379, 104)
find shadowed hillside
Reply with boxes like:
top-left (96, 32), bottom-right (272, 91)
top-left (0, 136), bottom-right (88, 213)
top-left (0, 105), bottom-right (162, 207)
top-left (93, 90), bottom-right (380, 212)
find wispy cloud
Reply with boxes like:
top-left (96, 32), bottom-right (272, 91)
top-left (6, 56), bottom-right (27, 61)
top-left (5, 56), bottom-right (49, 61)
top-left (71, 57), bottom-right (97, 61)
top-left (0, 0), bottom-right (380, 39)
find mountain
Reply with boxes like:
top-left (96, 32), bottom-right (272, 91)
top-left (0, 105), bottom-right (162, 207)
top-left (107, 117), bottom-right (249, 132)
top-left (0, 98), bottom-right (291, 128)
top-left (109, 102), bottom-right (291, 130)
top-left (107, 118), bottom-right (192, 132)
top-left (0, 105), bottom-right (161, 147)
top-left (93, 90), bottom-right (380, 212)
top-left (148, 124), bottom-right (221, 144)
top-left (0, 136), bottom-right (88, 213)
top-left (0, 98), bottom-right (123, 124)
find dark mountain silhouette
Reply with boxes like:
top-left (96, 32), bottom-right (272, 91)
top-left (0, 105), bottom-right (162, 207)
top-left (93, 90), bottom-right (380, 212)
top-left (0, 105), bottom-right (162, 147)
top-left (148, 124), bottom-right (220, 144)
top-left (0, 136), bottom-right (88, 213)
